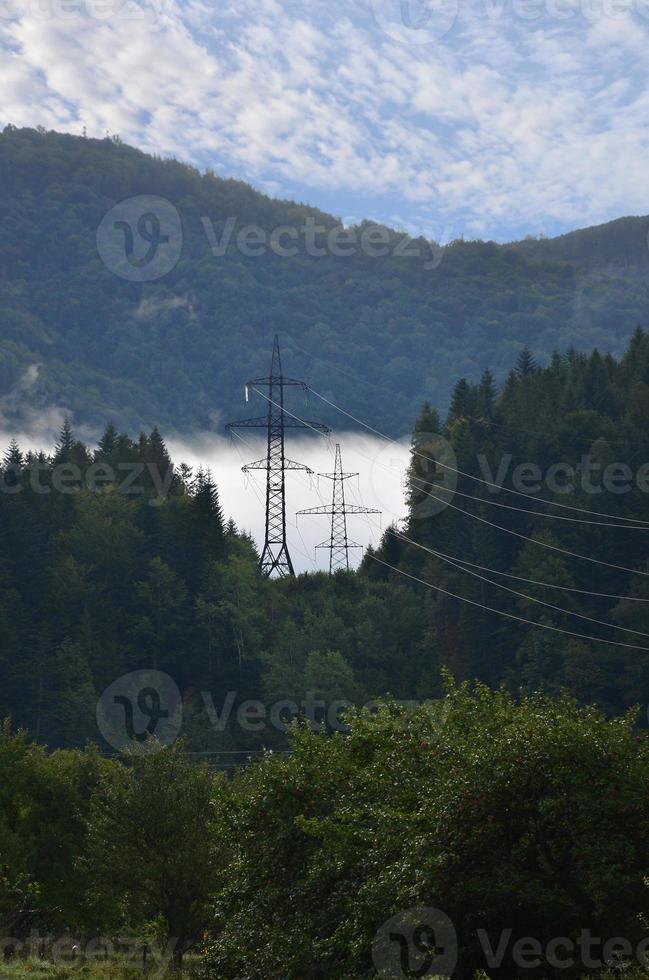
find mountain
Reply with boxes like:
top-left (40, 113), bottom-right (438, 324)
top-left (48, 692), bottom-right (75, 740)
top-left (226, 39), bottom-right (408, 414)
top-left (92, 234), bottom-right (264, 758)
top-left (1, 125), bottom-right (649, 436)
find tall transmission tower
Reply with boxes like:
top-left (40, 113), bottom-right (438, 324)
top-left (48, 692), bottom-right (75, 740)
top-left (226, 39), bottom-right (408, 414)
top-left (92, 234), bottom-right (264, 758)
top-left (227, 335), bottom-right (329, 579)
top-left (297, 443), bottom-right (380, 573)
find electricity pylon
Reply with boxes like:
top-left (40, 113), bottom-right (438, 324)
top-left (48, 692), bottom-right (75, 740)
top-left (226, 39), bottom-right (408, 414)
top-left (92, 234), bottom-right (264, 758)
top-left (297, 443), bottom-right (380, 573)
top-left (227, 335), bottom-right (329, 578)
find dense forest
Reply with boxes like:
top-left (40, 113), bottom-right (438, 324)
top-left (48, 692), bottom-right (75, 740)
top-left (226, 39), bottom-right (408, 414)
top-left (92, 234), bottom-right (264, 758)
top-left (5, 333), bottom-right (649, 975)
top-left (4, 331), bottom-right (649, 752)
top-left (1, 125), bottom-right (649, 436)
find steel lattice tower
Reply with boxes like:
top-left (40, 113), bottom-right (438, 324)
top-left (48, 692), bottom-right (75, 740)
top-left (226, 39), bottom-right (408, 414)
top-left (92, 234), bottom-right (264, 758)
top-left (297, 443), bottom-right (380, 573)
top-left (227, 335), bottom-right (329, 578)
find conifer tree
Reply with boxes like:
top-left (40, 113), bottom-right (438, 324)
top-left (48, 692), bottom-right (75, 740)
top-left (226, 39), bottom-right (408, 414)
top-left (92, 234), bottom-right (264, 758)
top-left (53, 418), bottom-right (75, 463)
top-left (477, 368), bottom-right (496, 418)
top-left (447, 378), bottom-right (475, 423)
top-left (515, 345), bottom-right (537, 377)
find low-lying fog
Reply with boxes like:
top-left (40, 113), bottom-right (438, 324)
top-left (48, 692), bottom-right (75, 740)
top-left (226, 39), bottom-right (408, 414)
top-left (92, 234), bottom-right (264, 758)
top-left (1, 424), bottom-right (409, 573)
top-left (167, 432), bottom-right (409, 573)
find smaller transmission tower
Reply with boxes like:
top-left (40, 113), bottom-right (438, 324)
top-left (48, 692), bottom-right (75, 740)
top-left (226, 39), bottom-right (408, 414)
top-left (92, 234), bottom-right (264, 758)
top-left (227, 335), bottom-right (329, 579)
top-left (297, 444), bottom-right (380, 573)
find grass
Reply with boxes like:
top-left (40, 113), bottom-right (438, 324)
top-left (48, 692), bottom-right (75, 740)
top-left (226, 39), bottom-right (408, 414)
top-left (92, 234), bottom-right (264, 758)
top-left (0, 954), bottom-right (200, 979)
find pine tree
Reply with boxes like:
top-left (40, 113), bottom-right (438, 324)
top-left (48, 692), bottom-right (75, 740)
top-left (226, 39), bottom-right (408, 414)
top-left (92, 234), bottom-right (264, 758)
top-left (96, 422), bottom-right (118, 461)
top-left (447, 378), bottom-right (475, 423)
top-left (477, 369), bottom-right (496, 418)
top-left (515, 346), bottom-right (537, 377)
top-left (2, 439), bottom-right (23, 490)
top-left (406, 402), bottom-right (443, 520)
top-left (193, 469), bottom-right (226, 559)
top-left (3, 439), bottom-right (23, 468)
top-left (53, 418), bottom-right (75, 463)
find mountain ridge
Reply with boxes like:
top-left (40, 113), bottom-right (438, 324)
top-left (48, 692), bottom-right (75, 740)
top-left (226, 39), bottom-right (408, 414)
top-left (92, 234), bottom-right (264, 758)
top-left (1, 125), bottom-right (648, 436)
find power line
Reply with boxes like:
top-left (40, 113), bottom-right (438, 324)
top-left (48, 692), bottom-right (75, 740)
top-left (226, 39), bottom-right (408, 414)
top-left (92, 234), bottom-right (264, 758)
top-left (308, 387), bottom-right (649, 527)
top-left (384, 527), bottom-right (649, 638)
top-left (368, 555), bottom-right (649, 652)
top-left (409, 475), bottom-right (649, 530)
top-left (390, 532), bottom-right (649, 602)
top-left (348, 504), bottom-right (649, 605)
top-left (409, 484), bottom-right (649, 579)
top-left (252, 386), bottom-right (649, 579)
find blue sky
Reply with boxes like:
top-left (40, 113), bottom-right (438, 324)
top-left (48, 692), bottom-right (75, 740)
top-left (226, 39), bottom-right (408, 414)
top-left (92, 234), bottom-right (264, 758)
top-left (2, 0), bottom-right (649, 242)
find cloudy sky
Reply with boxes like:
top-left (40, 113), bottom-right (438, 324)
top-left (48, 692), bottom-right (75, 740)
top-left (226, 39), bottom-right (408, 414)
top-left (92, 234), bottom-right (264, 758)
top-left (2, 0), bottom-right (649, 241)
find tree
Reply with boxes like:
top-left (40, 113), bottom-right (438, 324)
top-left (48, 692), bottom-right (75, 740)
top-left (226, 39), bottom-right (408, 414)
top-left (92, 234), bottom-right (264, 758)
top-left (515, 345), bottom-right (537, 377)
top-left (192, 469), bottom-right (226, 559)
top-left (85, 745), bottom-right (224, 967)
top-left (204, 684), bottom-right (649, 980)
top-left (53, 418), bottom-right (77, 464)
top-left (447, 378), bottom-right (475, 423)
top-left (406, 402), bottom-right (444, 519)
top-left (476, 368), bottom-right (496, 418)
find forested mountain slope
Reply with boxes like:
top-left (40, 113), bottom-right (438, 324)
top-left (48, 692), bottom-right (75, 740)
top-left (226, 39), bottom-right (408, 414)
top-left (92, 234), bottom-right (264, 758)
top-left (1, 125), bottom-right (649, 435)
top-left (4, 335), bottom-right (649, 751)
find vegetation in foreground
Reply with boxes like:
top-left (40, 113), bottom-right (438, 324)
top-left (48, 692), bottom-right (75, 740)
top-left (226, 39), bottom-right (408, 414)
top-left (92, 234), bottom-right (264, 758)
top-left (3, 683), bottom-right (649, 978)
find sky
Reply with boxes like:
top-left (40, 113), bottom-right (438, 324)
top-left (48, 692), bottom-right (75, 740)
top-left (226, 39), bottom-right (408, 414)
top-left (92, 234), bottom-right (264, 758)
top-left (2, 0), bottom-right (649, 241)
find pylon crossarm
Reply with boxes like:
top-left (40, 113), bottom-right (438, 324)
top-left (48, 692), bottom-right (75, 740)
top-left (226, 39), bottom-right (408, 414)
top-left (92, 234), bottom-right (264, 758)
top-left (231, 416), bottom-right (328, 433)
top-left (339, 505), bottom-right (381, 514)
top-left (227, 417), bottom-right (268, 430)
top-left (297, 506), bottom-right (335, 516)
top-left (284, 459), bottom-right (314, 472)
top-left (319, 471), bottom-right (359, 481)
top-left (281, 420), bottom-right (330, 432)
top-left (247, 376), bottom-right (308, 389)
top-left (242, 458), bottom-right (270, 472)
top-left (295, 420), bottom-right (330, 433)
top-left (315, 540), bottom-right (362, 549)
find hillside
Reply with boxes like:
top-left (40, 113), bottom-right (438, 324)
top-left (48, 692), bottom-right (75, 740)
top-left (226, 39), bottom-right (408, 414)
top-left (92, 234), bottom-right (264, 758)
top-left (1, 125), bottom-right (649, 436)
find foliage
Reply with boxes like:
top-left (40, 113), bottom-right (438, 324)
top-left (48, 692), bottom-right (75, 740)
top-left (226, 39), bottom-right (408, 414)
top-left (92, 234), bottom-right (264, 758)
top-left (203, 684), bottom-right (649, 979)
top-left (83, 744), bottom-right (225, 966)
top-left (1, 126), bottom-right (648, 435)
